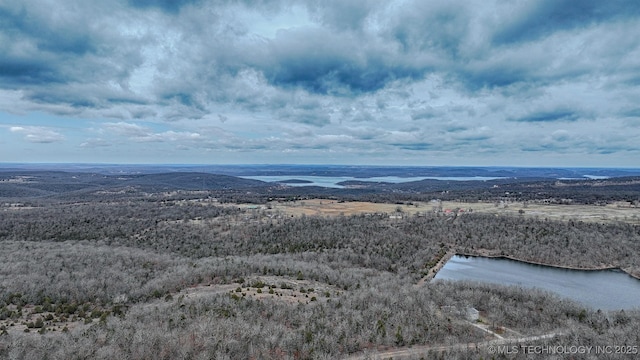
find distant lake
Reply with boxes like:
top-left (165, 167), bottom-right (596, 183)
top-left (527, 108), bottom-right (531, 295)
top-left (239, 175), bottom-right (506, 188)
top-left (434, 255), bottom-right (640, 311)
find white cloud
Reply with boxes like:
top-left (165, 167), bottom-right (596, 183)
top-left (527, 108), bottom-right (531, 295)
top-left (9, 126), bottom-right (65, 143)
top-left (102, 121), bottom-right (202, 143)
top-left (104, 122), bottom-right (150, 137)
top-left (79, 138), bottom-right (112, 148)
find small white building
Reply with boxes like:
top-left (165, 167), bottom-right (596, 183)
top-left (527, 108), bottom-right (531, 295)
top-left (466, 307), bottom-right (480, 321)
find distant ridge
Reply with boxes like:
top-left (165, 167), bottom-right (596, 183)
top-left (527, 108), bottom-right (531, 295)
top-left (122, 172), bottom-right (267, 191)
top-left (0, 171), bottom-right (270, 198)
top-left (2, 163), bottom-right (640, 178)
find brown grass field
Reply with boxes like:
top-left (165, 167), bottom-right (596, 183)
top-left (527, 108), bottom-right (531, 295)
top-left (237, 199), bottom-right (640, 224)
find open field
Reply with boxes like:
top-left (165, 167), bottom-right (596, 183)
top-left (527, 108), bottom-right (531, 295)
top-left (237, 198), bottom-right (640, 224)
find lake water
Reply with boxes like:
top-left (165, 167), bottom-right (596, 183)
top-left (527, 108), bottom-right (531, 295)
top-left (240, 175), bottom-right (506, 188)
top-left (434, 255), bottom-right (640, 311)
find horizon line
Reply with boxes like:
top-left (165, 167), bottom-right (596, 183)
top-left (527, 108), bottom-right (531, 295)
top-left (1, 162), bottom-right (640, 170)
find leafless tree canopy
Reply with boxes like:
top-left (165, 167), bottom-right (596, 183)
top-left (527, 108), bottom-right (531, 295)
top-left (1, 187), bottom-right (639, 359)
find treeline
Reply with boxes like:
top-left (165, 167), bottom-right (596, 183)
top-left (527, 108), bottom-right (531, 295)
top-left (0, 201), bottom-right (242, 243)
top-left (222, 176), bottom-right (640, 205)
top-left (2, 201), bottom-right (640, 277)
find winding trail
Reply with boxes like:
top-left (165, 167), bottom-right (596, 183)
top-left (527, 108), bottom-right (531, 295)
top-left (343, 332), bottom-right (562, 359)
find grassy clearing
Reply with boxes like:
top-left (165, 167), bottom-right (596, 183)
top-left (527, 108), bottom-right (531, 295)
top-left (237, 198), bottom-right (640, 224)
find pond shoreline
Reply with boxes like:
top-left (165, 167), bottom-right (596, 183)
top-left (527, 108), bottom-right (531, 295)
top-left (418, 250), bottom-right (456, 285)
top-left (455, 250), bottom-right (640, 281)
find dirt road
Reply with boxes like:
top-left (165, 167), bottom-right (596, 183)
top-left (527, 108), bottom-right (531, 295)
top-left (344, 332), bottom-right (561, 359)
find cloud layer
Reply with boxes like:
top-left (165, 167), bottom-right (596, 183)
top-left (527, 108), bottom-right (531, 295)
top-left (1, 0), bottom-right (639, 165)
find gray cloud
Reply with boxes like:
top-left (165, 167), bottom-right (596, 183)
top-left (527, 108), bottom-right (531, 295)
top-left (257, 28), bottom-right (424, 95)
top-left (411, 106), bottom-right (442, 121)
top-left (387, 1), bottom-right (471, 58)
top-left (395, 142), bottom-right (432, 151)
top-left (307, 0), bottom-right (376, 31)
top-left (127, 0), bottom-right (201, 13)
top-left (1, 0), bottom-right (639, 165)
top-left (0, 1), bottom-right (145, 116)
top-left (511, 110), bottom-right (581, 123)
top-left (492, 0), bottom-right (640, 45)
top-left (622, 108), bottom-right (640, 118)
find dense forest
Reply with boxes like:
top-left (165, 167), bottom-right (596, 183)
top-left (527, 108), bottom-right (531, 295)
top-left (1, 172), bottom-right (639, 359)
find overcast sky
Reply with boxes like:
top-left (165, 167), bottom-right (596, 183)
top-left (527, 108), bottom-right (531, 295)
top-left (1, 0), bottom-right (640, 166)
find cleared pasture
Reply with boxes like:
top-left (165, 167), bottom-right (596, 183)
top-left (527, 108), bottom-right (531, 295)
top-left (241, 199), bottom-right (640, 224)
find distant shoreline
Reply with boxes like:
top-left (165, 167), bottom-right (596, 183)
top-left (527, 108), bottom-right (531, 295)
top-left (277, 179), bottom-right (314, 184)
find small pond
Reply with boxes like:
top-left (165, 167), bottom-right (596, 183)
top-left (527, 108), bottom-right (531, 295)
top-left (434, 255), bottom-right (640, 311)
